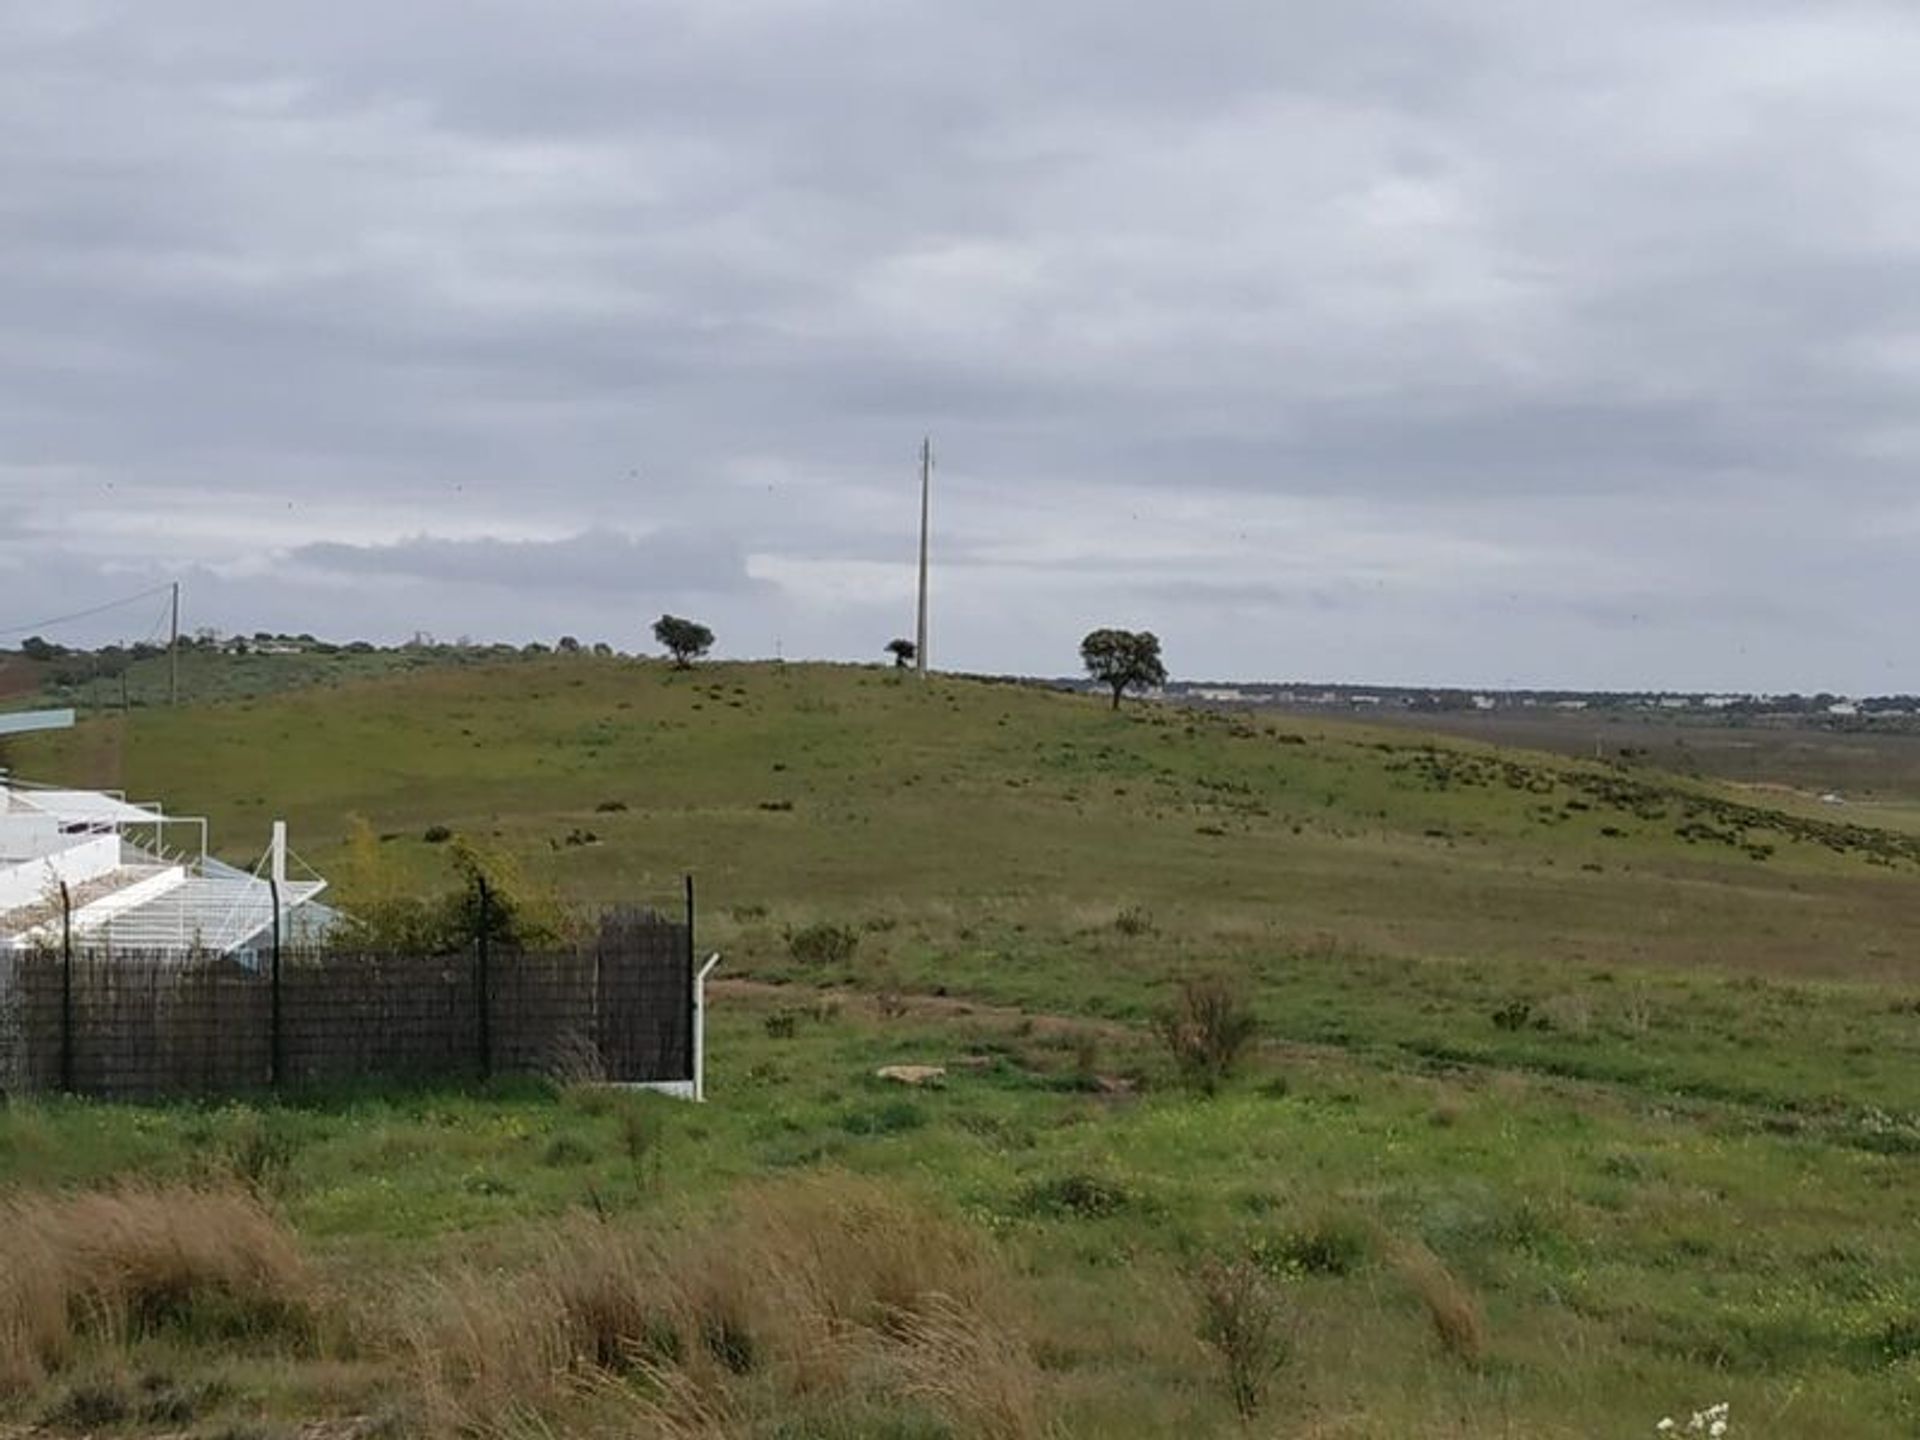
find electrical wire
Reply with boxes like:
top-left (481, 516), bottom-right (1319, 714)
top-left (0, 582), bottom-right (177, 640)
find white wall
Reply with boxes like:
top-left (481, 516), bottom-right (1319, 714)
top-left (0, 833), bottom-right (122, 914)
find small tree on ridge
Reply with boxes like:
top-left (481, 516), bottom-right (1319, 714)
top-left (1081, 628), bottom-right (1167, 710)
top-left (885, 638), bottom-right (917, 669)
top-left (653, 615), bottom-right (714, 668)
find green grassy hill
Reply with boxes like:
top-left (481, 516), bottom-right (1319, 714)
top-left (4, 659), bottom-right (1920, 1436)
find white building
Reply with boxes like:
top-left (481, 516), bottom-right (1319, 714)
top-left (0, 712), bottom-right (331, 959)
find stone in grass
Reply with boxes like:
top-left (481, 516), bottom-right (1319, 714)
top-left (876, 1064), bottom-right (947, 1087)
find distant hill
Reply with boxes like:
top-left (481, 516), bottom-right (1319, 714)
top-left (7, 654), bottom-right (1917, 987)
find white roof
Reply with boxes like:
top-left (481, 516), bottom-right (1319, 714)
top-left (0, 778), bottom-right (331, 956)
top-left (79, 875), bottom-right (328, 954)
top-left (10, 789), bottom-right (161, 825)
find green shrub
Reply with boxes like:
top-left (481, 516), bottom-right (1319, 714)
top-left (1259, 1213), bottom-right (1374, 1277)
top-left (541, 1134), bottom-right (597, 1168)
top-left (1192, 1258), bottom-right (1291, 1420)
top-left (1013, 1173), bottom-right (1131, 1220)
top-left (786, 922), bottom-right (860, 966)
top-left (1156, 973), bottom-right (1259, 1095)
top-left (764, 1009), bottom-right (800, 1040)
top-left (41, 1378), bottom-right (131, 1429)
top-left (839, 1101), bottom-right (926, 1136)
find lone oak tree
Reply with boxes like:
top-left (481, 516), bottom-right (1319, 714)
top-left (1081, 628), bottom-right (1167, 710)
top-left (885, 638), bottom-right (918, 669)
top-left (653, 614), bottom-right (715, 668)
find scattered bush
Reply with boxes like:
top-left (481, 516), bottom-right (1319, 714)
top-left (422, 824), bottom-right (454, 844)
top-left (541, 1134), bottom-right (598, 1168)
top-left (40, 1377), bottom-right (132, 1429)
top-left (839, 1100), bottom-right (927, 1137)
top-left (593, 799), bottom-right (629, 813)
top-left (1191, 1258), bottom-right (1291, 1420)
top-left (764, 1009), bottom-right (800, 1039)
top-left (1113, 905), bottom-right (1155, 937)
top-left (618, 1103), bottom-right (662, 1197)
top-left (1491, 999), bottom-right (1533, 1032)
top-left (1263, 1212), bottom-right (1375, 1277)
top-left (1071, 1032), bottom-right (1100, 1083)
top-left (1012, 1173), bottom-right (1131, 1221)
top-left (1156, 973), bottom-right (1260, 1095)
top-left (787, 922), bottom-right (860, 967)
top-left (223, 1112), bottom-right (299, 1196)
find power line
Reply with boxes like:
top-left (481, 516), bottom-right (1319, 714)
top-left (0, 582), bottom-right (178, 640)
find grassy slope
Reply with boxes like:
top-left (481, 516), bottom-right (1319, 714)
top-left (5, 658), bottom-right (1920, 1436)
top-left (4, 644), bottom-right (485, 717)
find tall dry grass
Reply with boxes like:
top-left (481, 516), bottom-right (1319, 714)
top-left (1390, 1241), bottom-right (1486, 1365)
top-left (0, 1184), bottom-right (310, 1393)
top-left (398, 1172), bottom-right (1049, 1439)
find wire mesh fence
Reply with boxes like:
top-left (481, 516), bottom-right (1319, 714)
top-left (0, 883), bottom-right (697, 1101)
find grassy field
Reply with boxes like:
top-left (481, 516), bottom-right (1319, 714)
top-left (2, 645), bottom-right (497, 718)
top-left (1357, 703), bottom-right (1920, 804)
top-left (4, 659), bottom-right (1920, 1436)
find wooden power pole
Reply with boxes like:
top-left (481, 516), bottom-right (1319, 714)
top-left (916, 437), bottom-right (931, 679)
top-left (168, 581), bottom-right (180, 706)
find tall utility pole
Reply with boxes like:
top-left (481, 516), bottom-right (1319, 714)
top-left (915, 436), bottom-right (932, 679)
top-left (168, 581), bottom-right (180, 707)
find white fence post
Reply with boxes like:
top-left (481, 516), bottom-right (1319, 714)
top-left (694, 954), bottom-right (721, 1102)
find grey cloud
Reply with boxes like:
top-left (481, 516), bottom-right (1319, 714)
top-left (289, 528), bottom-right (756, 594)
top-left (5, 1), bottom-right (1920, 689)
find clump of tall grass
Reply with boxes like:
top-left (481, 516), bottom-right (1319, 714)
top-left (0, 1185), bottom-right (310, 1393)
top-left (1156, 972), bottom-right (1260, 1095)
top-left (1391, 1241), bottom-right (1486, 1365)
top-left (398, 1172), bottom-right (1047, 1438)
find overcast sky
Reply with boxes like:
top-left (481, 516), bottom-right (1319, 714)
top-left (4, 2), bottom-right (1919, 691)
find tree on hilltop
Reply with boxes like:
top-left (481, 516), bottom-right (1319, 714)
top-left (885, 638), bottom-right (917, 669)
top-left (1081, 628), bottom-right (1167, 711)
top-left (654, 614), bottom-right (714, 668)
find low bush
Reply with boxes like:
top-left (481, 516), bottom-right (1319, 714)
top-left (541, 1133), bottom-right (597, 1168)
top-left (839, 1100), bottom-right (926, 1137)
top-left (1191, 1258), bottom-right (1291, 1420)
top-left (1012, 1172), bottom-right (1131, 1221)
top-left (1156, 973), bottom-right (1260, 1095)
top-left (787, 922), bottom-right (860, 966)
top-left (764, 1009), bottom-right (800, 1039)
top-left (1261, 1211), bottom-right (1376, 1277)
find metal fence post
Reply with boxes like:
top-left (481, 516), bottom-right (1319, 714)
top-left (269, 875), bottom-right (283, 1089)
top-left (683, 874), bottom-right (696, 1085)
top-left (58, 882), bottom-right (75, 1095)
top-left (476, 876), bottom-right (493, 1081)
